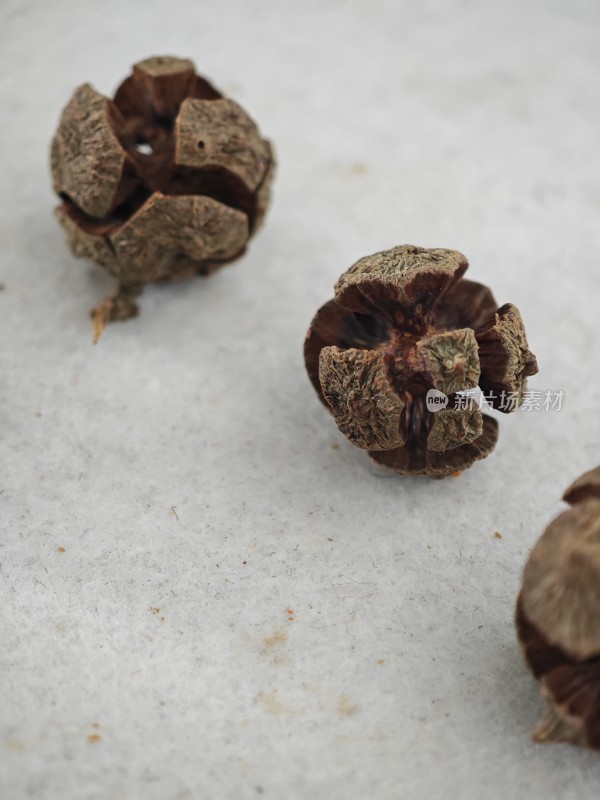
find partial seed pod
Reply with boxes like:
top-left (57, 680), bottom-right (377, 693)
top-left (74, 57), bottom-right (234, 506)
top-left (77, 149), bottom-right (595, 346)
top-left (51, 56), bottom-right (275, 341)
top-left (516, 466), bottom-right (600, 749)
top-left (304, 245), bottom-right (538, 477)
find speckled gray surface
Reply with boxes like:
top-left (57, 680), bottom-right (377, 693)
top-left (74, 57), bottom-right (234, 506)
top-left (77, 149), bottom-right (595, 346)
top-left (1, 1), bottom-right (600, 798)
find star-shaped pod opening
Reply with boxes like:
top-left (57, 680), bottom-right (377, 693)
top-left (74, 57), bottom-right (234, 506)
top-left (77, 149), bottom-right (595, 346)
top-left (305, 245), bottom-right (537, 476)
top-left (52, 56), bottom-right (275, 285)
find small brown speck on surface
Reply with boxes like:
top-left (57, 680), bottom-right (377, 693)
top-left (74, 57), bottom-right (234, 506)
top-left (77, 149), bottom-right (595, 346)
top-left (338, 694), bottom-right (358, 717)
top-left (257, 688), bottom-right (293, 715)
top-left (377, 659), bottom-right (385, 665)
top-left (451, 471), bottom-right (463, 478)
top-left (351, 161), bottom-right (367, 175)
top-left (5, 739), bottom-right (26, 751)
top-left (87, 734), bottom-right (101, 744)
top-left (331, 443), bottom-right (340, 450)
top-left (149, 607), bottom-right (160, 615)
top-left (494, 531), bottom-right (503, 539)
top-left (264, 629), bottom-right (287, 649)
top-left (258, 626), bottom-right (290, 668)
top-left (90, 722), bottom-right (99, 729)
top-left (57, 546), bottom-right (66, 553)
top-left (35, 412), bottom-right (42, 418)
top-left (243, 560), bottom-right (247, 565)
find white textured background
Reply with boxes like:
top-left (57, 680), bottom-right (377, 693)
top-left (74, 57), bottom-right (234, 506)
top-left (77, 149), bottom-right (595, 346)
top-left (1, 1), bottom-right (600, 798)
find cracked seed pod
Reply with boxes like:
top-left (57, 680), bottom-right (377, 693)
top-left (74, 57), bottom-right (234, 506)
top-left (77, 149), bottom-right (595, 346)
top-left (516, 466), bottom-right (600, 750)
top-left (51, 56), bottom-right (275, 340)
top-left (304, 245), bottom-right (538, 477)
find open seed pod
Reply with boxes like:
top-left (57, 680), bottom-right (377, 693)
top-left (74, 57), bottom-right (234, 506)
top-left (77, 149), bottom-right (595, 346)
top-left (516, 466), bottom-right (600, 749)
top-left (51, 56), bottom-right (275, 340)
top-left (304, 245), bottom-right (538, 477)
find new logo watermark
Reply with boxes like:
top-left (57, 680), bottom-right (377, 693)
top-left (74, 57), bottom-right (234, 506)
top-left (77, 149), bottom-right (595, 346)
top-left (426, 388), bottom-right (565, 413)
top-left (425, 389), bottom-right (449, 412)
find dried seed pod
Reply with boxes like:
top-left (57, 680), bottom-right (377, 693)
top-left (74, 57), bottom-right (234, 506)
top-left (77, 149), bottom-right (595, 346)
top-left (51, 56), bottom-right (275, 340)
top-left (304, 245), bottom-right (538, 477)
top-left (516, 466), bottom-right (600, 750)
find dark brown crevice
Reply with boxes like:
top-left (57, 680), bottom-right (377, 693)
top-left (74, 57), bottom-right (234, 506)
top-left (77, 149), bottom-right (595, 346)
top-left (383, 351), bottom-right (431, 447)
top-left (432, 278), bottom-right (498, 332)
top-left (518, 597), bottom-right (600, 675)
top-left (385, 330), bottom-right (428, 390)
top-left (517, 594), bottom-right (600, 750)
top-left (516, 595), bottom-right (573, 679)
top-left (59, 186), bottom-right (153, 237)
top-left (400, 392), bottom-right (432, 447)
top-left (564, 483), bottom-right (600, 506)
top-left (191, 75), bottom-right (222, 102)
top-left (248, 156), bottom-right (275, 232)
top-left (304, 303), bottom-right (394, 403)
top-left (367, 409), bottom-right (497, 477)
top-left (112, 71), bottom-right (222, 128)
top-left (189, 244), bottom-right (248, 279)
top-left (103, 90), bottom-right (266, 233)
top-left (103, 234), bottom-right (117, 257)
top-left (351, 311), bottom-right (391, 346)
top-left (165, 165), bottom-right (258, 229)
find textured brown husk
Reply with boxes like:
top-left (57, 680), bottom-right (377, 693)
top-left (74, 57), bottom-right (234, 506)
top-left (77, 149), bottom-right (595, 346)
top-left (305, 245), bottom-right (537, 477)
top-left (51, 55), bottom-right (275, 339)
top-left (517, 469), bottom-right (600, 750)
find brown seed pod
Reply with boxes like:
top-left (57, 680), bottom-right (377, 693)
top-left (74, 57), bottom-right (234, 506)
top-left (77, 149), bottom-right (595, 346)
top-left (516, 466), bottom-right (600, 750)
top-left (51, 56), bottom-right (275, 340)
top-left (304, 245), bottom-right (538, 477)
